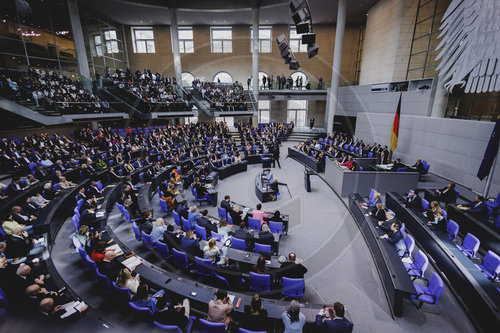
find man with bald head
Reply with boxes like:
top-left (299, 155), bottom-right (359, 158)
top-left (279, 252), bottom-right (308, 279)
top-left (97, 250), bottom-right (119, 281)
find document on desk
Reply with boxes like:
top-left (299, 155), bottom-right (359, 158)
top-left (122, 256), bottom-right (143, 270)
top-left (228, 294), bottom-right (236, 303)
top-left (106, 244), bottom-right (123, 256)
top-left (96, 211), bottom-right (105, 218)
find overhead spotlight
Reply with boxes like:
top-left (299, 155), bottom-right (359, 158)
top-left (292, 8), bottom-right (308, 25)
top-left (289, 0), bottom-right (304, 13)
top-left (296, 21), bottom-right (310, 34)
top-left (276, 33), bottom-right (286, 45)
top-left (307, 43), bottom-right (319, 58)
top-left (280, 47), bottom-right (290, 58)
top-left (301, 33), bottom-right (316, 45)
top-left (278, 42), bottom-right (289, 52)
top-left (289, 60), bottom-right (300, 70)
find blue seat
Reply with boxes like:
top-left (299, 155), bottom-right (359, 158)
top-left (248, 217), bottom-right (261, 230)
top-left (496, 214), bottom-right (500, 228)
top-left (411, 272), bottom-right (444, 309)
top-left (95, 268), bottom-right (112, 294)
top-left (239, 329), bottom-right (266, 333)
top-left (72, 215), bottom-right (80, 233)
top-left (452, 189), bottom-right (460, 204)
top-left (211, 232), bottom-right (224, 242)
top-left (73, 206), bottom-right (80, 218)
top-left (403, 250), bottom-right (429, 280)
top-left (181, 217), bottom-right (191, 231)
top-left (402, 234), bottom-right (415, 258)
top-left (0, 286), bottom-right (11, 313)
top-left (195, 224), bottom-right (208, 240)
top-left (159, 198), bottom-right (170, 213)
top-left (281, 277), bottom-right (305, 298)
top-left (214, 272), bottom-right (231, 290)
top-left (156, 240), bottom-right (171, 259)
top-left (153, 318), bottom-right (195, 333)
top-left (254, 243), bottom-right (271, 253)
top-left (76, 199), bottom-right (84, 211)
top-left (458, 233), bottom-right (480, 258)
top-left (83, 255), bottom-right (98, 277)
top-left (96, 180), bottom-right (103, 191)
top-left (477, 251), bottom-right (500, 281)
top-left (173, 210), bottom-right (181, 227)
top-left (367, 152), bottom-right (374, 158)
top-left (132, 222), bottom-right (142, 241)
top-left (400, 222), bottom-right (406, 234)
top-left (421, 199), bottom-right (430, 212)
top-left (269, 221), bottom-right (283, 234)
top-left (129, 301), bottom-right (153, 317)
top-left (227, 214), bottom-right (233, 225)
top-left (231, 237), bottom-right (246, 251)
top-left (199, 318), bottom-right (225, 333)
top-left (486, 192), bottom-right (500, 210)
top-left (194, 190), bottom-right (208, 205)
top-left (249, 272), bottom-right (271, 292)
top-left (442, 209), bottom-right (447, 220)
top-left (368, 188), bottom-right (377, 202)
top-left (116, 203), bottom-right (139, 223)
top-left (396, 167), bottom-right (407, 172)
top-left (111, 281), bottom-right (131, 303)
top-left (447, 220), bottom-right (459, 240)
top-left (217, 207), bottom-right (227, 220)
top-left (139, 172), bottom-right (144, 182)
top-left (53, 183), bottom-right (60, 191)
top-left (142, 232), bottom-right (155, 250)
top-left (195, 256), bottom-right (213, 277)
top-left (173, 248), bottom-right (189, 269)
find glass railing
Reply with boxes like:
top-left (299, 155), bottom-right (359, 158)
top-left (257, 81), bottom-right (331, 90)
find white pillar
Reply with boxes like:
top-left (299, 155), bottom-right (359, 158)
top-left (325, 0), bottom-right (346, 133)
top-left (252, 7), bottom-right (259, 101)
top-left (430, 75), bottom-right (448, 118)
top-left (170, 9), bottom-right (183, 87)
top-left (67, 0), bottom-right (91, 89)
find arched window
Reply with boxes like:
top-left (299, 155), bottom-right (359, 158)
top-left (249, 71), bottom-right (270, 89)
top-left (181, 72), bottom-right (195, 87)
top-left (290, 71), bottom-right (308, 89)
top-left (213, 71), bottom-right (233, 83)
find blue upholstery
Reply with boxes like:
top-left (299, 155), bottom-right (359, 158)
top-left (53, 183), bottom-right (59, 192)
top-left (227, 214), bottom-right (233, 225)
top-left (159, 198), bottom-right (170, 213)
top-left (217, 207), bottom-right (227, 220)
top-left (153, 319), bottom-right (195, 333)
top-left (210, 232), bottom-right (224, 242)
top-left (73, 206), bottom-right (80, 218)
top-left (195, 224), bottom-right (208, 240)
top-left (142, 232), bottom-right (155, 250)
top-left (173, 248), bottom-right (189, 269)
top-left (411, 273), bottom-right (444, 308)
top-left (402, 234), bottom-right (415, 258)
top-left (400, 223), bottom-right (406, 234)
top-left (447, 220), bottom-right (459, 240)
top-left (96, 180), bottom-right (103, 190)
top-left (199, 318), bottom-right (225, 333)
top-left (129, 301), bottom-right (153, 317)
top-left (421, 199), bottom-right (430, 212)
top-left (156, 240), bottom-right (171, 259)
top-left (132, 222), bottom-right (142, 241)
top-left (248, 217), bottom-right (261, 230)
top-left (112, 281), bottom-right (131, 303)
top-left (173, 210), bottom-right (181, 226)
top-left (195, 256), bottom-right (213, 277)
top-left (269, 221), bottom-right (283, 234)
top-left (403, 250), bottom-right (429, 280)
top-left (76, 199), bottom-right (84, 211)
top-left (254, 243), bottom-right (271, 253)
top-left (214, 272), bottom-right (231, 290)
top-left (181, 217), bottom-right (191, 231)
top-left (367, 152), bottom-right (374, 158)
top-left (249, 272), bottom-right (271, 292)
top-left (396, 167), bottom-right (407, 172)
top-left (282, 277), bottom-right (305, 298)
top-left (486, 192), bottom-right (500, 210)
top-left (368, 188), bottom-right (377, 202)
top-left (77, 247), bottom-right (88, 266)
top-left (458, 233), bottom-right (480, 258)
top-left (72, 215), bottom-right (80, 233)
top-left (231, 237), bottom-right (246, 251)
top-left (95, 268), bottom-right (112, 293)
top-left (477, 250), bottom-right (500, 280)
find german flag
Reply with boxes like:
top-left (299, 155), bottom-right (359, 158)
top-left (390, 93), bottom-right (402, 152)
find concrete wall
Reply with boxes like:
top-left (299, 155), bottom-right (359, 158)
top-left (124, 24), bottom-right (361, 86)
top-left (355, 112), bottom-right (500, 195)
top-left (359, 0), bottom-right (417, 84)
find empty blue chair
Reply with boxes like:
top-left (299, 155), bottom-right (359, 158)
top-left (249, 272), bottom-right (271, 292)
top-left (368, 188), bottom-right (377, 202)
top-left (442, 209), bottom-right (447, 220)
top-left (411, 272), bottom-right (444, 309)
top-left (254, 243), bottom-right (271, 253)
top-left (139, 172), bottom-right (144, 182)
top-left (73, 206), bottom-right (80, 218)
top-left (402, 234), bottom-right (415, 258)
top-left (95, 269), bottom-right (112, 294)
top-left (76, 199), bottom-right (84, 211)
top-left (231, 237), bottom-right (246, 251)
top-left (76, 246), bottom-right (88, 266)
top-left (129, 301), bottom-right (154, 317)
top-left (477, 250), bottom-right (500, 281)
top-left (195, 256), bottom-right (213, 277)
top-left (403, 250), bottom-right (429, 280)
top-left (173, 210), bottom-right (181, 227)
top-left (269, 221), bottom-right (283, 234)
top-left (181, 217), bottom-right (191, 231)
top-left (195, 224), bottom-right (208, 240)
top-left (153, 319), bottom-right (195, 333)
top-left (117, 203), bottom-right (139, 223)
top-left (199, 318), bottom-right (225, 333)
top-left (421, 199), bottom-right (430, 212)
top-left (156, 240), bottom-right (171, 259)
top-left (53, 183), bottom-right (60, 191)
top-left (83, 255), bottom-right (98, 277)
top-left (112, 281), bottom-right (131, 303)
top-left (72, 215), bottom-right (80, 233)
top-left (173, 248), bottom-right (189, 269)
top-left (486, 192), bottom-right (500, 210)
top-left (447, 220), bottom-right (459, 240)
top-left (367, 152), bottom-right (374, 158)
top-left (217, 207), bottom-right (227, 219)
top-left (159, 198), bottom-right (170, 213)
top-left (282, 277), bottom-right (305, 298)
top-left (132, 222), bottom-right (142, 241)
top-left (214, 272), bottom-right (231, 290)
top-left (96, 180), bottom-right (103, 191)
top-left (142, 232), bottom-right (155, 250)
top-left (211, 232), bottom-right (224, 242)
top-left (248, 217), bottom-right (261, 230)
top-left (458, 233), bottom-right (480, 258)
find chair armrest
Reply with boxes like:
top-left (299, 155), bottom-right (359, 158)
top-left (185, 317), bottom-right (196, 333)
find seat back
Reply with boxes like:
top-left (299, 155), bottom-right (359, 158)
top-left (172, 210), bottom-right (181, 226)
top-left (76, 199), bottom-right (84, 211)
top-left (447, 220), bottom-right (459, 240)
top-left (400, 223), bottom-right (406, 234)
top-left (195, 256), bottom-right (213, 277)
top-left (254, 243), bottom-right (271, 253)
top-left (156, 240), bottom-right (170, 259)
top-left (214, 272), bottom-right (231, 290)
top-left (142, 232), bottom-right (154, 250)
top-left (421, 199), bottom-right (429, 212)
top-left (428, 273), bottom-right (444, 304)
top-left (152, 321), bottom-right (183, 333)
top-left (195, 224), bottom-right (208, 240)
top-left (211, 232), bottom-right (224, 242)
top-left (72, 235), bottom-right (82, 249)
top-left (96, 180), bottom-right (103, 190)
top-left (129, 301), bottom-right (153, 316)
top-left (453, 190), bottom-right (459, 204)
top-left (53, 183), bottom-right (60, 192)
top-left (367, 152), bottom-right (374, 158)
top-left (231, 237), bottom-right (246, 251)
top-left (414, 250), bottom-right (429, 277)
top-left (442, 209), bottom-right (447, 220)
top-left (368, 188), bottom-right (377, 202)
top-left (95, 268), bottom-right (112, 293)
top-left (269, 221), bottom-right (283, 234)
top-left (199, 318), bottom-right (226, 333)
top-left (282, 277), bottom-right (305, 298)
top-left (404, 234), bottom-right (415, 258)
top-left (239, 329), bottom-right (266, 333)
top-left (72, 215), bottom-right (80, 233)
top-left (111, 281), bottom-right (131, 303)
top-left (83, 255), bottom-right (98, 274)
top-left (462, 233), bottom-right (480, 256)
top-left (482, 250), bottom-right (500, 276)
top-left (173, 248), bottom-right (188, 269)
top-left (159, 198), bottom-right (169, 212)
top-left (248, 217), bottom-right (261, 230)
top-left (181, 217), bottom-right (190, 231)
top-left (217, 207), bottom-right (227, 219)
top-left (396, 167), bottom-right (407, 172)
top-left (132, 222), bottom-right (142, 241)
top-left (249, 272), bottom-right (271, 292)
top-left (73, 206), bottom-right (80, 218)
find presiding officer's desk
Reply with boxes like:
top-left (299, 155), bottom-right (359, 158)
top-left (349, 193), bottom-right (416, 318)
top-left (230, 201), bottom-right (290, 235)
top-left (385, 192), bottom-right (500, 332)
top-left (288, 147), bottom-right (324, 172)
top-left (447, 204), bottom-right (500, 255)
top-left (255, 171), bottom-right (274, 203)
top-left (216, 160), bottom-right (248, 180)
top-left (325, 158), bottom-right (420, 197)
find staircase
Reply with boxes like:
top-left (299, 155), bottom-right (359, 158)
top-left (287, 129), bottom-right (323, 142)
top-left (101, 86), bottom-right (151, 120)
top-left (188, 87), bottom-right (213, 118)
top-left (230, 128), bottom-right (242, 145)
top-left (245, 90), bottom-right (258, 113)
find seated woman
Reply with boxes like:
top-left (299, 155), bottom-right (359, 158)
top-left (341, 156), bottom-right (354, 169)
top-left (132, 283), bottom-right (165, 313)
top-left (115, 268), bottom-right (140, 295)
top-left (268, 178), bottom-right (279, 201)
top-left (150, 218), bottom-right (167, 242)
top-left (427, 211), bottom-right (447, 231)
top-left (251, 255), bottom-right (268, 274)
top-left (217, 218), bottom-right (231, 241)
top-left (95, 158), bottom-right (107, 169)
top-left (58, 176), bottom-right (77, 189)
top-left (203, 238), bottom-right (220, 263)
top-left (194, 180), bottom-right (213, 205)
top-left (369, 202), bottom-right (387, 221)
top-left (241, 294), bottom-right (271, 332)
top-left (75, 225), bottom-right (90, 248)
top-left (361, 192), bottom-right (382, 207)
top-left (423, 201), bottom-right (442, 222)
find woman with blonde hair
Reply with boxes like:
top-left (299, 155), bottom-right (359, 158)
top-left (116, 268), bottom-right (140, 295)
top-left (150, 217), bottom-right (167, 242)
top-left (59, 176), bottom-right (77, 189)
top-left (217, 218), bottom-right (231, 241)
top-left (203, 238), bottom-right (220, 262)
top-left (424, 201), bottom-right (443, 222)
top-left (369, 202), bottom-right (386, 221)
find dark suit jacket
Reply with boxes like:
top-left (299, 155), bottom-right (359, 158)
top-left (6, 234), bottom-right (32, 258)
top-left (438, 188), bottom-right (456, 203)
top-left (197, 217), bottom-right (217, 237)
top-left (220, 200), bottom-right (232, 213)
top-left (235, 228), bottom-right (253, 250)
top-left (12, 212), bottom-right (30, 224)
top-left (370, 208), bottom-right (386, 221)
top-left (465, 201), bottom-right (489, 221)
top-left (258, 231), bottom-right (274, 245)
top-left (80, 209), bottom-right (96, 227)
top-left (315, 315), bottom-right (354, 333)
top-left (177, 206), bottom-right (189, 220)
top-left (406, 195), bottom-right (423, 211)
top-left (97, 259), bottom-right (120, 281)
top-left (5, 182), bottom-right (23, 197)
top-left (162, 230), bottom-right (181, 252)
top-left (22, 203), bottom-right (39, 216)
top-left (180, 237), bottom-right (202, 258)
top-left (153, 306), bottom-right (188, 329)
top-left (280, 262), bottom-right (308, 279)
top-left (229, 210), bottom-right (243, 225)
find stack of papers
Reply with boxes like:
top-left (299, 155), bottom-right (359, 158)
top-left (106, 244), bottom-right (123, 256)
top-left (96, 211), bottom-right (105, 218)
top-left (59, 300), bottom-right (87, 318)
top-left (122, 256), bottom-right (142, 270)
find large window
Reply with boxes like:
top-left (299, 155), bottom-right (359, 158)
top-left (250, 26), bottom-right (272, 53)
top-left (104, 30), bottom-right (119, 53)
top-left (182, 72), bottom-right (195, 87)
top-left (132, 27), bottom-right (155, 53)
top-left (211, 27), bottom-right (232, 53)
top-left (213, 72), bottom-right (233, 83)
top-left (290, 71), bottom-right (308, 89)
top-left (258, 100), bottom-right (270, 123)
top-left (178, 27), bottom-right (194, 53)
top-left (289, 26), bottom-right (307, 53)
top-left (287, 100), bottom-right (307, 127)
top-left (93, 35), bottom-right (104, 57)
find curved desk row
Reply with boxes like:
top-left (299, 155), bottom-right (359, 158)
top-left (348, 193), bottom-right (416, 318)
top-left (288, 147), bottom-right (323, 172)
top-left (385, 192), bottom-right (500, 331)
top-left (216, 161), bottom-right (248, 180)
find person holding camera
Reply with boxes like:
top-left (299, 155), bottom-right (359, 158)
top-left (207, 289), bottom-right (233, 329)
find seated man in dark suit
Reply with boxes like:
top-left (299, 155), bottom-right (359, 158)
top-left (405, 190), bottom-right (423, 211)
top-left (162, 224), bottom-right (182, 252)
top-left (280, 253), bottom-right (308, 279)
top-left (197, 210), bottom-right (217, 238)
top-left (258, 223), bottom-right (274, 245)
top-left (139, 211), bottom-right (154, 235)
top-left (154, 297), bottom-right (190, 329)
top-left (432, 182), bottom-right (457, 203)
top-left (380, 222), bottom-right (405, 256)
top-left (97, 251), bottom-right (120, 281)
top-left (316, 302), bottom-right (353, 333)
top-left (80, 207), bottom-right (99, 229)
top-left (235, 222), bottom-right (253, 251)
top-left (391, 158), bottom-right (405, 172)
top-left (377, 211), bottom-right (397, 232)
top-left (5, 177), bottom-right (24, 197)
top-left (22, 197), bottom-right (41, 216)
top-left (177, 200), bottom-right (189, 220)
top-left (180, 230), bottom-right (203, 258)
top-left (220, 195), bottom-right (232, 213)
top-left (6, 228), bottom-right (33, 259)
top-left (457, 195), bottom-right (489, 221)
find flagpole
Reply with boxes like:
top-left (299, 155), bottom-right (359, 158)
top-left (483, 147), bottom-right (499, 198)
